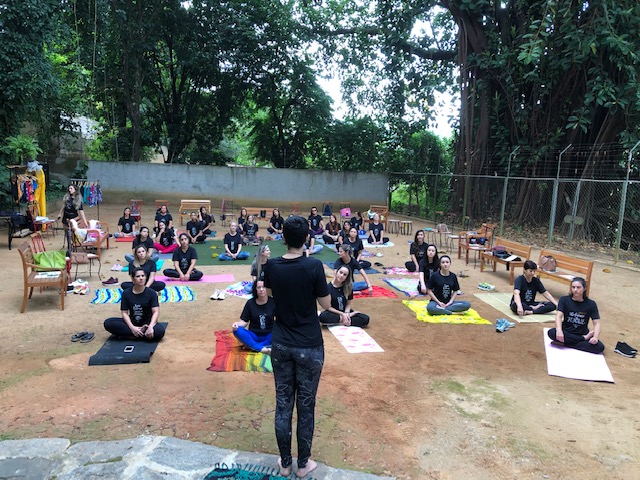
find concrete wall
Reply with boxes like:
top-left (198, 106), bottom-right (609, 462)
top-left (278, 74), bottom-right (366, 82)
top-left (87, 161), bottom-right (388, 206)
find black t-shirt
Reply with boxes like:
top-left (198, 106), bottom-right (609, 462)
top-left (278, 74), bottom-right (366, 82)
top-left (369, 222), bottom-right (384, 242)
top-left (172, 246), bottom-right (198, 273)
top-left (264, 255), bottom-right (329, 348)
top-left (187, 220), bottom-right (202, 238)
top-left (250, 260), bottom-right (268, 281)
top-left (343, 237), bottom-right (364, 258)
top-left (240, 297), bottom-right (276, 335)
top-left (270, 216), bottom-right (283, 231)
top-left (427, 271), bottom-right (460, 303)
top-left (418, 256), bottom-right (439, 284)
top-left (158, 229), bottom-right (175, 248)
top-left (410, 242), bottom-right (428, 262)
top-left (558, 295), bottom-right (600, 336)
top-left (133, 236), bottom-right (154, 251)
top-left (244, 222), bottom-right (259, 237)
top-left (63, 198), bottom-right (83, 219)
top-left (118, 216), bottom-right (136, 234)
top-left (327, 282), bottom-right (352, 312)
top-left (351, 217), bottom-right (362, 231)
top-left (121, 287), bottom-right (159, 326)
top-left (155, 212), bottom-right (173, 226)
top-left (237, 217), bottom-right (246, 231)
top-left (511, 275), bottom-right (546, 305)
top-left (129, 259), bottom-right (157, 279)
top-left (308, 214), bottom-right (323, 230)
top-left (224, 232), bottom-right (243, 253)
top-left (326, 222), bottom-right (340, 235)
top-left (333, 257), bottom-right (361, 282)
top-left (200, 213), bottom-right (213, 227)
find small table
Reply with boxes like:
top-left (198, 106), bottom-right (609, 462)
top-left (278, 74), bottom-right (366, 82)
top-left (400, 221), bottom-right (413, 235)
top-left (466, 245), bottom-right (488, 268)
top-left (388, 219), bottom-right (400, 234)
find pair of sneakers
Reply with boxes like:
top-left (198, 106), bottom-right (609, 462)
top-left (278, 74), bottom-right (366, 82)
top-left (478, 282), bottom-right (496, 291)
top-left (614, 341), bottom-right (637, 358)
top-left (111, 263), bottom-right (123, 271)
top-left (496, 318), bottom-right (516, 333)
top-left (210, 289), bottom-right (226, 300)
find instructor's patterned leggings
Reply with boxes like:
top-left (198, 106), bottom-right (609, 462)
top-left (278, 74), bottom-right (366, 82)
top-left (272, 342), bottom-right (324, 469)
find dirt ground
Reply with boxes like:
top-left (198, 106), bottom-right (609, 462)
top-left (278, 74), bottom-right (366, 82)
top-left (1, 201), bottom-right (639, 479)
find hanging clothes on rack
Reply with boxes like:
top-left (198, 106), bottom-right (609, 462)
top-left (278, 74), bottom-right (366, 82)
top-left (27, 161), bottom-right (47, 218)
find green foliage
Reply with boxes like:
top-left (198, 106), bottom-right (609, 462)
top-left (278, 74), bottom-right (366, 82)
top-left (2, 135), bottom-right (42, 163)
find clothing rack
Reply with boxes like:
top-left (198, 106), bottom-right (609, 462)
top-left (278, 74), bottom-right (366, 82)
top-left (69, 178), bottom-right (102, 220)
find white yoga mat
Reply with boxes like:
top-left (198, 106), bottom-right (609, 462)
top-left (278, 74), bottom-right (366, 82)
top-left (328, 326), bottom-right (384, 353)
top-left (543, 328), bottom-right (614, 383)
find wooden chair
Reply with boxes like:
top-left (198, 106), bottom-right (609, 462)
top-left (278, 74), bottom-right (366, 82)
top-left (71, 221), bottom-right (108, 278)
top-left (18, 241), bottom-right (66, 313)
top-left (435, 223), bottom-right (452, 247)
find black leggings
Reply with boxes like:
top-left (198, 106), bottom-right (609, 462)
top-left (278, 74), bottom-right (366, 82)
top-left (272, 342), bottom-right (324, 470)
top-left (510, 301), bottom-right (555, 315)
top-left (121, 280), bottom-right (165, 292)
top-left (162, 268), bottom-right (203, 281)
top-left (547, 328), bottom-right (604, 354)
top-left (319, 311), bottom-right (369, 327)
top-left (405, 261), bottom-right (418, 272)
top-left (103, 317), bottom-right (166, 340)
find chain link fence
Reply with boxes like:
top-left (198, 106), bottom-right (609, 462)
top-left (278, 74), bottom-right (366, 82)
top-left (389, 172), bottom-right (640, 265)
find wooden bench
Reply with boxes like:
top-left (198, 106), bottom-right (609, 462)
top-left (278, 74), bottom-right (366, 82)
top-left (18, 241), bottom-right (67, 313)
top-left (537, 249), bottom-right (594, 296)
top-left (178, 200), bottom-right (211, 225)
top-left (480, 237), bottom-right (532, 284)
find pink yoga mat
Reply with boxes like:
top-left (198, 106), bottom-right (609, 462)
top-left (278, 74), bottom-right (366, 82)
top-left (115, 236), bottom-right (135, 242)
top-left (155, 274), bottom-right (235, 284)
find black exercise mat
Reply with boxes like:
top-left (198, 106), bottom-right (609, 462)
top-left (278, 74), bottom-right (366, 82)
top-left (88, 323), bottom-right (168, 366)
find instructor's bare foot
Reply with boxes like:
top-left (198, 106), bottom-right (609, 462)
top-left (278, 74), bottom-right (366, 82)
top-left (278, 457), bottom-right (291, 477)
top-left (296, 459), bottom-right (317, 478)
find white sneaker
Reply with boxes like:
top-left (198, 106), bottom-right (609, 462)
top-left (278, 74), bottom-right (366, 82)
top-left (210, 289), bottom-right (220, 300)
top-left (217, 291), bottom-right (226, 300)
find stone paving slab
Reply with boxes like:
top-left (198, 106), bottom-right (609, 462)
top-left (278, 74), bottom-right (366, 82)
top-left (0, 436), bottom-right (395, 480)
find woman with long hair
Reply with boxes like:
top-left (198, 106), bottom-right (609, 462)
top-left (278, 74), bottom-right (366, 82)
top-left (342, 226), bottom-right (371, 269)
top-left (116, 207), bottom-right (137, 237)
top-left (125, 226), bottom-right (159, 263)
top-left (198, 205), bottom-right (214, 237)
top-left (417, 244), bottom-right (439, 295)
top-left (153, 221), bottom-right (179, 253)
top-left (319, 265), bottom-right (370, 327)
top-left (334, 244), bottom-right (372, 292)
top-left (322, 214), bottom-right (341, 245)
top-left (267, 208), bottom-right (284, 237)
top-left (162, 233), bottom-right (204, 281)
top-left (547, 277), bottom-right (604, 354)
top-left (237, 207), bottom-right (248, 233)
top-left (57, 184), bottom-right (88, 249)
top-left (406, 229), bottom-right (428, 272)
top-left (426, 255), bottom-right (470, 315)
top-left (121, 245), bottom-right (166, 292)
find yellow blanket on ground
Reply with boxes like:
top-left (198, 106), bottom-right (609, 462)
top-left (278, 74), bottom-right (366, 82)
top-left (402, 300), bottom-right (492, 325)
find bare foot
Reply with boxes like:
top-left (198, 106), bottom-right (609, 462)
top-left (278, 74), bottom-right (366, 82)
top-left (296, 459), bottom-right (317, 478)
top-left (525, 310), bottom-right (533, 315)
top-left (278, 457), bottom-right (291, 477)
top-left (261, 347), bottom-right (272, 354)
top-left (584, 331), bottom-right (594, 340)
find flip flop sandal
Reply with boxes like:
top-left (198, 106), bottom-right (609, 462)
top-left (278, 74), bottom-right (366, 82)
top-left (71, 331), bottom-right (88, 342)
top-left (79, 332), bottom-right (95, 343)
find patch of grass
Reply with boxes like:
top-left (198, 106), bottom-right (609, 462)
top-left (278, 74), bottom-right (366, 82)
top-left (506, 436), bottom-right (551, 461)
top-left (68, 417), bottom-right (112, 443)
top-left (432, 379), bottom-right (467, 395)
top-left (0, 367), bottom-right (49, 393)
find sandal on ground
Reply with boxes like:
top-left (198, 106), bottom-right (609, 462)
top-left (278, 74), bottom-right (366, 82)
top-left (71, 331), bottom-right (88, 342)
top-left (79, 332), bottom-right (95, 343)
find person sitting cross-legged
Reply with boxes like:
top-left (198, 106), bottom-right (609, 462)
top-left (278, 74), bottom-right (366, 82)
top-left (121, 245), bottom-right (166, 292)
top-left (426, 255), bottom-right (470, 315)
top-left (547, 277), bottom-right (604, 354)
top-left (232, 280), bottom-right (274, 354)
top-left (186, 211), bottom-right (206, 244)
top-left (104, 267), bottom-right (166, 340)
top-left (319, 265), bottom-right (370, 327)
top-left (510, 260), bottom-right (557, 316)
top-left (162, 233), bottom-right (204, 281)
top-left (219, 222), bottom-right (250, 261)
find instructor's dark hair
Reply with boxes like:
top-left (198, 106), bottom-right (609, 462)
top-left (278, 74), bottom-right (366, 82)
top-left (524, 260), bottom-right (537, 270)
top-left (283, 216), bottom-right (309, 248)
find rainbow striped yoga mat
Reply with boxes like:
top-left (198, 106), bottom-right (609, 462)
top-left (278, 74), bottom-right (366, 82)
top-left (207, 329), bottom-right (272, 373)
top-left (90, 286), bottom-right (195, 304)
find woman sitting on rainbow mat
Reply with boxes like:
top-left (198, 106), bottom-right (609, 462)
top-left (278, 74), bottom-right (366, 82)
top-left (232, 280), bottom-right (274, 354)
